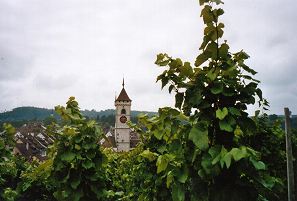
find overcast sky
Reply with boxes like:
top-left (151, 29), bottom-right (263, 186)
top-left (0, 0), bottom-right (296, 114)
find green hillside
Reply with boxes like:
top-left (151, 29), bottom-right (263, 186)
top-left (0, 106), bottom-right (156, 128)
top-left (0, 107), bottom-right (59, 122)
top-left (1, 106), bottom-right (296, 129)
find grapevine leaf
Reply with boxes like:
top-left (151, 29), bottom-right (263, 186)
top-left (222, 87), bottom-right (234, 96)
top-left (228, 107), bottom-right (241, 116)
top-left (216, 107), bottom-right (228, 120)
top-left (195, 53), bottom-right (208, 67)
top-left (210, 82), bottom-right (223, 94)
top-left (219, 119), bottom-right (233, 132)
top-left (72, 190), bottom-right (83, 201)
top-left (70, 179), bottom-right (80, 190)
top-left (161, 77), bottom-right (169, 89)
top-left (169, 85), bottom-right (174, 93)
top-left (188, 122), bottom-right (209, 151)
top-left (212, 0), bottom-right (224, 5)
top-left (207, 68), bottom-right (219, 81)
top-left (219, 43), bottom-right (229, 59)
top-left (141, 149), bottom-right (158, 162)
top-left (256, 88), bottom-right (263, 100)
top-left (215, 8), bottom-right (224, 17)
top-left (212, 146), bottom-right (226, 166)
top-left (175, 92), bottom-right (184, 109)
top-left (234, 126), bottom-right (243, 136)
top-left (177, 167), bottom-right (188, 183)
top-left (199, 0), bottom-right (210, 6)
top-left (61, 151), bottom-right (76, 162)
top-left (212, 152), bottom-right (221, 165)
top-left (240, 63), bottom-right (257, 75)
top-left (250, 157), bottom-right (266, 170)
top-left (223, 152), bottom-right (232, 168)
top-left (166, 171), bottom-right (174, 188)
top-left (230, 147), bottom-right (248, 161)
top-left (82, 160), bottom-right (93, 169)
top-left (155, 53), bottom-right (171, 66)
top-left (172, 183), bottom-right (185, 201)
top-left (156, 155), bottom-right (169, 174)
top-left (153, 130), bottom-right (163, 140)
top-left (201, 153), bottom-right (213, 174)
top-left (180, 62), bottom-right (193, 77)
top-left (208, 145), bottom-right (221, 158)
top-left (200, 5), bottom-right (214, 24)
top-left (205, 42), bottom-right (218, 58)
top-left (74, 144), bottom-right (81, 150)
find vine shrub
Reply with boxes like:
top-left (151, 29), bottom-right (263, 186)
top-left (131, 0), bottom-right (282, 200)
top-left (49, 97), bottom-right (110, 201)
top-left (104, 143), bottom-right (178, 201)
top-left (0, 123), bottom-right (18, 200)
top-left (240, 114), bottom-right (287, 200)
top-left (0, 123), bottom-right (17, 187)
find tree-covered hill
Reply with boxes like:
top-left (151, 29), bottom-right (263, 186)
top-left (0, 107), bottom-right (296, 129)
top-left (0, 107), bottom-right (59, 122)
top-left (0, 106), bottom-right (157, 128)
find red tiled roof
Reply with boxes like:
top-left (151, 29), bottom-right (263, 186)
top-left (116, 88), bottom-right (131, 102)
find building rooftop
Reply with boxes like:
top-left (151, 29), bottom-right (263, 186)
top-left (116, 87), bottom-right (131, 102)
top-left (116, 79), bottom-right (131, 102)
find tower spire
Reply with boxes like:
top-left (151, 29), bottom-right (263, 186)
top-left (115, 78), bottom-right (131, 102)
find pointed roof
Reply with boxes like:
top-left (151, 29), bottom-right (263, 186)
top-left (116, 79), bottom-right (131, 102)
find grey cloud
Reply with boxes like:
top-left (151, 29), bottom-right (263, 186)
top-left (266, 34), bottom-right (291, 49)
top-left (0, 0), bottom-right (296, 114)
top-left (0, 48), bottom-right (32, 81)
top-left (34, 73), bottom-right (78, 90)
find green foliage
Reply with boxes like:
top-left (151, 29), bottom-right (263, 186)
top-left (138, 0), bottom-right (280, 200)
top-left (17, 159), bottom-right (55, 201)
top-left (103, 146), bottom-right (167, 201)
top-left (0, 124), bottom-right (31, 201)
top-left (43, 115), bottom-right (58, 126)
top-left (239, 114), bottom-right (295, 200)
top-left (2, 188), bottom-right (18, 201)
top-left (0, 124), bottom-right (18, 198)
top-left (188, 121), bottom-right (209, 151)
top-left (50, 97), bottom-right (109, 201)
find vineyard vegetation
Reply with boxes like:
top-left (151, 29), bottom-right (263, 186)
top-left (1, 0), bottom-right (296, 200)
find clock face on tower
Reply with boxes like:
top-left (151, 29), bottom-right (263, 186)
top-left (120, 115), bottom-right (127, 123)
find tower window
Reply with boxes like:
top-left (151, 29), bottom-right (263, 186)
top-left (121, 109), bottom-right (126, 114)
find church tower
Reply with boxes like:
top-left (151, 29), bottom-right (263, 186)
top-left (114, 79), bottom-right (131, 151)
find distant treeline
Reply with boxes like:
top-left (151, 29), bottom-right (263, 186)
top-left (268, 114), bottom-right (297, 129)
top-left (0, 106), bottom-right (296, 129)
top-left (0, 106), bottom-right (156, 128)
